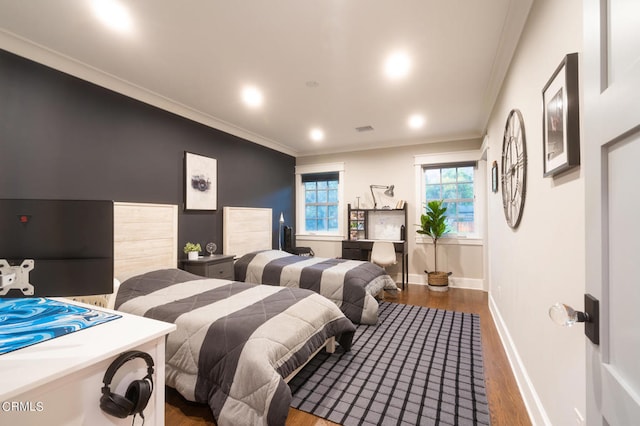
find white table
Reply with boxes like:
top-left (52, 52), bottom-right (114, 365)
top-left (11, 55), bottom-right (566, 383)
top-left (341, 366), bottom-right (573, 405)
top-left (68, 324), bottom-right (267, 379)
top-left (0, 302), bottom-right (175, 425)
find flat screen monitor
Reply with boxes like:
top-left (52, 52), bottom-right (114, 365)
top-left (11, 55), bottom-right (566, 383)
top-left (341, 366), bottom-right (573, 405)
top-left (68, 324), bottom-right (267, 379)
top-left (0, 199), bottom-right (114, 298)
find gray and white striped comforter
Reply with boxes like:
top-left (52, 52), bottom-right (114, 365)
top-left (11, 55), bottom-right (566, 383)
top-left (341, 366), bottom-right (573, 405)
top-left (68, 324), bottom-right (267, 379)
top-left (115, 268), bottom-right (355, 426)
top-left (235, 250), bottom-right (399, 325)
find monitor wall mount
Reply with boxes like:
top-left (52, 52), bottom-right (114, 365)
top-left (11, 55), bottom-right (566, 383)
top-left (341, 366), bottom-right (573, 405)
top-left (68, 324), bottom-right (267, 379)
top-left (0, 259), bottom-right (35, 296)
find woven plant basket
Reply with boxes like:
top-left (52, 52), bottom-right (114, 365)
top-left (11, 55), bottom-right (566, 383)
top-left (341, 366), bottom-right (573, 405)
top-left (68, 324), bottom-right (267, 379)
top-left (427, 271), bottom-right (449, 292)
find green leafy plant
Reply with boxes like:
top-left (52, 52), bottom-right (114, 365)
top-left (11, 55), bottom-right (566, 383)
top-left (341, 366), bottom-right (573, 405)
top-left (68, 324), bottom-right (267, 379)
top-left (416, 200), bottom-right (449, 273)
top-left (183, 242), bottom-right (201, 254)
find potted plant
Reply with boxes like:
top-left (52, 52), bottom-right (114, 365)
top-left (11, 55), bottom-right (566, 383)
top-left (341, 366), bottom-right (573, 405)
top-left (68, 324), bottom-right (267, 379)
top-left (417, 200), bottom-right (451, 291)
top-left (183, 242), bottom-right (201, 260)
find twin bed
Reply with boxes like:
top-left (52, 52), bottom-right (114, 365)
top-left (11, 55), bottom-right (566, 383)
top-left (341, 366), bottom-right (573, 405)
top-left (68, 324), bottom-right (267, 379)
top-left (235, 249), bottom-right (398, 324)
top-left (109, 203), bottom-right (397, 425)
top-left (114, 268), bottom-right (354, 425)
top-left (224, 206), bottom-right (399, 325)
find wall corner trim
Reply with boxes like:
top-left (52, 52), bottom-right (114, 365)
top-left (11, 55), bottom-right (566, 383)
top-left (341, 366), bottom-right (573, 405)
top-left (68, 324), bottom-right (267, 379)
top-left (0, 30), bottom-right (297, 157)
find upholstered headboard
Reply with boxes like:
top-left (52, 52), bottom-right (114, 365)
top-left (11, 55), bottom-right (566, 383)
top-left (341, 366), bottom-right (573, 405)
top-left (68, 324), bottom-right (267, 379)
top-left (223, 206), bottom-right (273, 258)
top-left (113, 202), bottom-right (178, 282)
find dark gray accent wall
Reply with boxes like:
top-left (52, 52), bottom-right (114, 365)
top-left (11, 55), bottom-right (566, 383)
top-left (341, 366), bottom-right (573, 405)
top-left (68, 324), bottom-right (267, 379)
top-left (0, 49), bottom-right (295, 254)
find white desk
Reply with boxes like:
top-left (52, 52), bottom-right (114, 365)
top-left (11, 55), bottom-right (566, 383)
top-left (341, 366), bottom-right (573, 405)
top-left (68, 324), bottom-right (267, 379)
top-left (0, 302), bottom-right (175, 425)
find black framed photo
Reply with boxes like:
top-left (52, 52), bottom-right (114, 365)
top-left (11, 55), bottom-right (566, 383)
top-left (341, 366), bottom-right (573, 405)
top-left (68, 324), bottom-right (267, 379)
top-left (184, 151), bottom-right (217, 210)
top-left (542, 52), bottom-right (580, 177)
top-left (491, 161), bottom-right (498, 193)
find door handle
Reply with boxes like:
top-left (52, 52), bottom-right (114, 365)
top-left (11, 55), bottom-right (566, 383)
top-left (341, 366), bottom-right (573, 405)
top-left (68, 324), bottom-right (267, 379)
top-left (549, 294), bottom-right (599, 345)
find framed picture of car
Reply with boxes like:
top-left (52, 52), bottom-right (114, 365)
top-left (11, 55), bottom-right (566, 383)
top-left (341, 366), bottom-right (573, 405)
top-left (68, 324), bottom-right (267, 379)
top-left (184, 151), bottom-right (217, 211)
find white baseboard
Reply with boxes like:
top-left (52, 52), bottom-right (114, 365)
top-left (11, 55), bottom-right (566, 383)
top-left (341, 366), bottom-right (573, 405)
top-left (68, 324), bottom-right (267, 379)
top-left (406, 273), bottom-right (485, 291)
top-left (488, 294), bottom-right (551, 426)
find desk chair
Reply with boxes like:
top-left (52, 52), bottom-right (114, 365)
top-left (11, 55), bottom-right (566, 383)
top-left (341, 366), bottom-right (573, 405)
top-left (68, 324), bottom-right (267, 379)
top-left (283, 226), bottom-right (314, 256)
top-left (371, 241), bottom-right (399, 298)
top-left (370, 240), bottom-right (397, 270)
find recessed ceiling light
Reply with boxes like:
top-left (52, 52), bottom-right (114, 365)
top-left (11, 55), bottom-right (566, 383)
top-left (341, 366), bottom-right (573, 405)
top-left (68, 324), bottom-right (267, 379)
top-left (310, 128), bottom-right (325, 142)
top-left (384, 51), bottom-right (411, 79)
top-left (408, 114), bottom-right (425, 129)
top-left (241, 85), bottom-right (264, 108)
top-left (91, 0), bottom-right (133, 34)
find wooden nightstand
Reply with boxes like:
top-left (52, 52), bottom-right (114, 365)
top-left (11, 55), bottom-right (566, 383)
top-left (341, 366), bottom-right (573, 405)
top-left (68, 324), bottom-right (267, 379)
top-left (180, 254), bottom-right (235, 280)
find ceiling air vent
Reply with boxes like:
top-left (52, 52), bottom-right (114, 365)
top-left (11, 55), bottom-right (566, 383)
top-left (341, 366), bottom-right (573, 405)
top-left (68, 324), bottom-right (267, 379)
top-left (355, 125), bottom-right (374, 132)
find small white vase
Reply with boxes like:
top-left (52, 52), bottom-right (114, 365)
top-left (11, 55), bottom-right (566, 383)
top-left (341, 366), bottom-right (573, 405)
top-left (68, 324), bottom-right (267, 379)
top-left (187, 251), bottom-right (199, 260)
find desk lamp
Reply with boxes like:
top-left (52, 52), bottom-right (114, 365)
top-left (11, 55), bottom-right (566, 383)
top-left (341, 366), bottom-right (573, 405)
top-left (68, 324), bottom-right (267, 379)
top-left (369, 185), bottom-right (394, 209)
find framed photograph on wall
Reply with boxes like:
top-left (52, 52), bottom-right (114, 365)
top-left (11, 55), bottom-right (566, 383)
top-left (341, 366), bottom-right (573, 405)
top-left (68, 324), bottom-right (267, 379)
top-left (184, 151), bottom-right (217, 210)
top-left (542, 52), bottom-right (580, 177)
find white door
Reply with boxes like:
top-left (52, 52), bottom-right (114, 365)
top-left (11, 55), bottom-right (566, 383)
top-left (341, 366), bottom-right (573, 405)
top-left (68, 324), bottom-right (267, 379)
top-left (583, 1), bottom-right (640, 424)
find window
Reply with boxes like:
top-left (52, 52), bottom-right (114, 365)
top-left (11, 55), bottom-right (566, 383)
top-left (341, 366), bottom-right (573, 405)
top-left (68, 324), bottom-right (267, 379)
top-left (415, 150), bottom-right (484, 241)
top-left (423, 164), bottom-right (475, 235)
top-left (303, 172), bottom-right (339, 232)
top-left (296, 163), bottom-right (345, 237)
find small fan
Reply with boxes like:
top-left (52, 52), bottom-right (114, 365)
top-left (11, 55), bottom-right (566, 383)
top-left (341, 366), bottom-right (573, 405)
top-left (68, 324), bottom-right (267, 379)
top-left (206, 242), bottom-right (217, 256)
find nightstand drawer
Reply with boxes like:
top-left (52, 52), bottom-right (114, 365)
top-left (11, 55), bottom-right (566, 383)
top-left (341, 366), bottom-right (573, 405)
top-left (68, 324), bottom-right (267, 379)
top-left (180, 254), bottom-right (235, 280)
top-left (206, 261), bottom-right (234, 280)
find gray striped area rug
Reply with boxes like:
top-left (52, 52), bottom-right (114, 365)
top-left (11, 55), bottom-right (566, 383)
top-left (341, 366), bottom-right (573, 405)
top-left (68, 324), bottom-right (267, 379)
top-left (289, 302), bottom-right (490, 425)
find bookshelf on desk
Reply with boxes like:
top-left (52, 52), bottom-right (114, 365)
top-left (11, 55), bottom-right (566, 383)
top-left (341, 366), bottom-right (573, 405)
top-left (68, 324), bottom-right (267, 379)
top-left (342, 203), bottom-right (408, 289)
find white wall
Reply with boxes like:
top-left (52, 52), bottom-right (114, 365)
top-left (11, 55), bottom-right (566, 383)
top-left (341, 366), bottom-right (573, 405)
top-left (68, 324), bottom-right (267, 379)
top-left (485, 0), bottom-right (585, 424)
top-left (296, 139), bottom-right (485, 289)
top-left (298, 2), bottom-right (586, 422)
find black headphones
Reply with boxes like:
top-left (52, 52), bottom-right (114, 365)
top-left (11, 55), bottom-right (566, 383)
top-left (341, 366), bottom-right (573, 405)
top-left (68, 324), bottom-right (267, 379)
top-left (100, 350), bottom-right (155, 420)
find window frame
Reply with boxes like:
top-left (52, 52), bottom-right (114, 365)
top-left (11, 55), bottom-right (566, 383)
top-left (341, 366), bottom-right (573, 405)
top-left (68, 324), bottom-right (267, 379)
top-left (296, 162), bottom-right (345, 240)
top-left (423, 164), bottom-right (476, 235)
top-left (414, 151), bottom-right (485, 243)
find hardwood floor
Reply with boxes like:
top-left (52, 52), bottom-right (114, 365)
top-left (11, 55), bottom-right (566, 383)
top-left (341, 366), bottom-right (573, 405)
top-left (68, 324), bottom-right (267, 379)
top-left (164, 285), bottom-right (531, 426)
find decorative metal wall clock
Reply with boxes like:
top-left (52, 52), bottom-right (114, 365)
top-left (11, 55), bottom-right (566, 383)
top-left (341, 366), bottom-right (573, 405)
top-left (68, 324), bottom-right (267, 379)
top-left (501, 109), bottom-right (527, 228)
